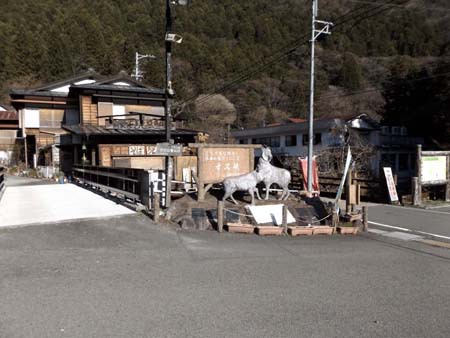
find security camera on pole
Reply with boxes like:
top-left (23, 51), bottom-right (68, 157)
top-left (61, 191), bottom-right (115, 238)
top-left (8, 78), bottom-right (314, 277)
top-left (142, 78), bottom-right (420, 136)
top-left (307, 0), bottom-right (333, 195)
top-left (164, 0), bottom-right (190, 208)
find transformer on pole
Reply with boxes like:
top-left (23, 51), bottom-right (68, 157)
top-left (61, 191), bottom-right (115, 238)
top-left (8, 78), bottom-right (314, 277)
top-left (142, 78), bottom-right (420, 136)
top-left (307, 0), bottom-right (333, 195)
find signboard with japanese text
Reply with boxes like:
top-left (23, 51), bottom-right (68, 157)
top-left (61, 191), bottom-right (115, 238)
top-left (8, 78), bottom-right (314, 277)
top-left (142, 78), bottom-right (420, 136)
top-left (201, 147), bottom-right (251, 183)
top-left (383, 167), bottom-right (399, 202)
top-left (421, 156), bottom-right (447, 184)
top-left (155, 143), bottom-right (183, 156)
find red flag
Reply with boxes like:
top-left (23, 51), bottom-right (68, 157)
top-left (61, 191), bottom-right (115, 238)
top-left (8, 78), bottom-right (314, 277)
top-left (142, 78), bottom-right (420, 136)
top-left (299, 157), bottom-right (320, 193)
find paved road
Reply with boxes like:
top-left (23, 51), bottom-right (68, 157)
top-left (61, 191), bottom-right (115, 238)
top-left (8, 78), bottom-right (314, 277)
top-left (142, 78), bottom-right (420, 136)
top-left (368, 204), bottom-right (450, 240)
top-left (1, 214), bottom-right (450, 338)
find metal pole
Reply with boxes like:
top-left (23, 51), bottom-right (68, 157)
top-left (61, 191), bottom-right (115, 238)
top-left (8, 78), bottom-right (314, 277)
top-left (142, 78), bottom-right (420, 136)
top-left (135, 52), bottom-right (139, 81)
top-left (164, 0), bottom-right (173, 208)
top-left (307, 0), bottom-right (317, 195)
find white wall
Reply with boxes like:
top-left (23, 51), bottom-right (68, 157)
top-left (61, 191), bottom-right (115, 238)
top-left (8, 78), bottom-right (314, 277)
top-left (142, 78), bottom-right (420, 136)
top-left (24, 109), bottom-right (40, 128)
top-left (50, 79), bottom-right (96, 93)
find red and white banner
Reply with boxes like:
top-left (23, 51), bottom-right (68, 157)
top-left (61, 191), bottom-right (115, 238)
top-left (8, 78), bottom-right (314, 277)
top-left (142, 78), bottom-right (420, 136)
top-left (299, 156), bottom-right (320, 193)
top-left (383, 167), bottom-right (399, 203)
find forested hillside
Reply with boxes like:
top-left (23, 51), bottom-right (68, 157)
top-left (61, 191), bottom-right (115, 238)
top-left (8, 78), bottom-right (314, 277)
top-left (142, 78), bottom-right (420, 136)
top-left (0, 0), bottom-right (449, 144)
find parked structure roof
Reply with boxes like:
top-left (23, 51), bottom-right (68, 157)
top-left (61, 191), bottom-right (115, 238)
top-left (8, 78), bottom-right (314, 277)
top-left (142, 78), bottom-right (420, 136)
top-left (62, 124), bottom-right (198, 136)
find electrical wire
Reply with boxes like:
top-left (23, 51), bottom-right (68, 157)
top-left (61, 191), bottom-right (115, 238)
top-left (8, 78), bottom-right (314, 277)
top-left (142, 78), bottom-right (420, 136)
top-left (347, 0), bottom-right (450, 13)
top-left (175, 0), bottom-right (413, 110)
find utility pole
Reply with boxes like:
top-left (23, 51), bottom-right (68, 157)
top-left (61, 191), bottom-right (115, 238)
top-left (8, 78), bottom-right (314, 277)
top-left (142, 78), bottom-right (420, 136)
top-left (307, 0), bottom-right (333, 195)
top-left (164, 0), bottom-right (188, 208)
top-left (132, 52), bottom-right (155, 81)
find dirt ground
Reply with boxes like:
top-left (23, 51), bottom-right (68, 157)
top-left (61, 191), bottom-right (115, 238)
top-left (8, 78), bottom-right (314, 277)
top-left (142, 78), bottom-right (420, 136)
top-left (168, 187), bottom-right (330, 230)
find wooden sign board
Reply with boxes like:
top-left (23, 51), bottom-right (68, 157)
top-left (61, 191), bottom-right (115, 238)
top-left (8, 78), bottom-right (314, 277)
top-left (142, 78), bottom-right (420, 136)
top-left (383, 167), bottom-right (399, 202)
top-left (421, 156), bottom-right (447, 184)
top-left (99, 144), bottom-right (159, 166)
top-left (201, 147), bottom-right (251, 183)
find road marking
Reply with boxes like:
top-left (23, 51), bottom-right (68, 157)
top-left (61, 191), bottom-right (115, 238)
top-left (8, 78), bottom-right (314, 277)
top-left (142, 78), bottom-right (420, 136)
top-left (368, 228), bottom-right (388, 235)
top-left (372, 204), bottom-right (450, 216)
top-left (383, 231), bottom-right (423, 241)
top-left (368, 221), bottom-right (411, 232)
top-left (369, 221), bottom-right (450, 241)
top-left (425, 205), bottom-right (450, 210)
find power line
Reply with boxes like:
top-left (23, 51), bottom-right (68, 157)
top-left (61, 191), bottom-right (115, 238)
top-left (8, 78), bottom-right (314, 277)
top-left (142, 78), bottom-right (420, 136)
top-left (280, 62), bottom-right (450, 110)
top-left (175, 3), bottom-right (386, 109)
top-left (347, 0), bottom-right (450, 13)
top-left (176, 0), bottom-right (412, 110)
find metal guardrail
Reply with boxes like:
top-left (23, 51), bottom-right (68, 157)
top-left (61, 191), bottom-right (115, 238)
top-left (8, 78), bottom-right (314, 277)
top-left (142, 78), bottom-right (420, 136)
top-left (72, 164), bottom-right (150, 208)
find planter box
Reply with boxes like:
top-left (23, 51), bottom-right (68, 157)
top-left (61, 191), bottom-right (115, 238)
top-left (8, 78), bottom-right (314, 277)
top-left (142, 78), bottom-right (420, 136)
top-left (226, 223), bottom-right (255, 234)
top-left (256, 226), bottom-right (284, 236)
top-left (288, 226), bottom-right (314, 236)
top-left (337, 226), bottom-right (358, 235)
top-left (312, 226), bottom-right (334, 235)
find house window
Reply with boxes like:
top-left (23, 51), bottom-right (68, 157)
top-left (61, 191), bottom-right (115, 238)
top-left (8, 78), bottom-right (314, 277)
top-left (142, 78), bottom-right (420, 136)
top-left (39, 109), bottom-right (64, 128)
top-left (252, 137), bottom-right (280, 147)
top-left (314, 133), bottom-right (322, 145)
top-left (302, 134), bottom-right (308, 146)
top-left (302, 133), bottom-right (321, 145)
top-left (239, 139), bottom-right (247, 144)
top-left (285, 135), bottom-right (297, 147)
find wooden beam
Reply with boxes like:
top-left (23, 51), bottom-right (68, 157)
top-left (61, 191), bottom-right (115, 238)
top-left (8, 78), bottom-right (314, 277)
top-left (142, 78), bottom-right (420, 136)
top-left (92, 94), bottom-right (165, 101)
top-left (10, 99), bottom-right (66, 105)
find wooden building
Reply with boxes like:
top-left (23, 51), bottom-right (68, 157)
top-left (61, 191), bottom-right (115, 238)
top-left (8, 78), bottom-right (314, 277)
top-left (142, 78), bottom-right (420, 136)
top-left (0, 105), bottom-right (19, 166)
top-left (10, 70), bottom-right (199, 173)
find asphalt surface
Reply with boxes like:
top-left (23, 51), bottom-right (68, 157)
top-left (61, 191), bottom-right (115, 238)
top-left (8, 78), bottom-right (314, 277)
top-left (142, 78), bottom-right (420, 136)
top-left (4, 174), bottom-right (57, 187)
top-left (368, 204), bottom-right (450, 239)
top-left (1, 214), bottom-right (450, 338)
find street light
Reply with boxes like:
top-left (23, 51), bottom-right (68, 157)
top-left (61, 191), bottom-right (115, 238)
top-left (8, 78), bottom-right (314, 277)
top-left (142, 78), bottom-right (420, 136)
top-left (164, 0), bottom-right (190, 208)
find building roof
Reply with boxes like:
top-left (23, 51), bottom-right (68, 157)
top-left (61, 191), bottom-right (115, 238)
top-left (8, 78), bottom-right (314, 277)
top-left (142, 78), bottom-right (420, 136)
top-left (96, 71), bottom-right (148, 88)
top-left (32, 69), bottom-right (101, 91)
top-left (62, 124), bottom-right (198, 136)
top-left (70, 83), bottom-right (165, 95)
top-left (231, 114), bottom-right (381, 138)
top-left (10, 89), bottom-right (68, 97)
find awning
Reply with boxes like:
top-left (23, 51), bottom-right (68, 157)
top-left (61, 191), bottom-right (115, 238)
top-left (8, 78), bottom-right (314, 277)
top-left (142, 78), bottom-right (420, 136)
top-left (62, 124), bottom-right (199, 137)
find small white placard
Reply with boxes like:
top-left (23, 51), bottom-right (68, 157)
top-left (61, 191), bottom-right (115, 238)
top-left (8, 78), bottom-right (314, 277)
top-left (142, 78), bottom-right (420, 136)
top-left (421, 156), bottom-right (447, 183)
top-left (247, 204), bottom-right (296, 225)
top-left (383, 167), bottom-right (399, 202)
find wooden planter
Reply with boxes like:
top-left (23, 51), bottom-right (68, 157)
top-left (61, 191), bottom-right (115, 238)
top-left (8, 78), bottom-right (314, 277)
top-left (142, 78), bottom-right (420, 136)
top-left (256, 226), bottom-right (284, 236)
top-left (288, 226), bottom-right (314, 236)
top-left (337, 226), bottom-right (358, 235)
top-left (312, 226), bottom-right (334, 235)
top-left (226, 223), bottom-right (255, 234)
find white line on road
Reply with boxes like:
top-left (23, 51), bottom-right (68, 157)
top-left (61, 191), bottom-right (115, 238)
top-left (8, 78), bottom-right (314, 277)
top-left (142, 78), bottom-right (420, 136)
top-left (368, 221), bottom-right (412, 232)
top-left (372, 204), bottom-right (450, 216)
top-left (368, 221), bottom-right (450, 241)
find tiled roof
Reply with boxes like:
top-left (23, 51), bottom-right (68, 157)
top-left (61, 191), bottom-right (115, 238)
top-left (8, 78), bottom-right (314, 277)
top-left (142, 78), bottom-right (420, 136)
top-left (63, 124), bottom-right (198, 136)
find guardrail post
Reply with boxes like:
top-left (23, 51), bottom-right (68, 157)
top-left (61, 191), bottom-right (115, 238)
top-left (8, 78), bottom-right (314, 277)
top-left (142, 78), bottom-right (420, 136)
top-left (362, 206), bottom-right (368, 232)
top-left (217, 200), bottom-right (224, 233)
top-left (412, 177), bottom-right (421, 206)
top-left (282, 205), bottom-right (288, 234)
top-left (331, 204), bottom-right (339, 228)
top-left (153, 192), bottom-right (160, 223)
top-left (139, 170), bottom-right (150, 210)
